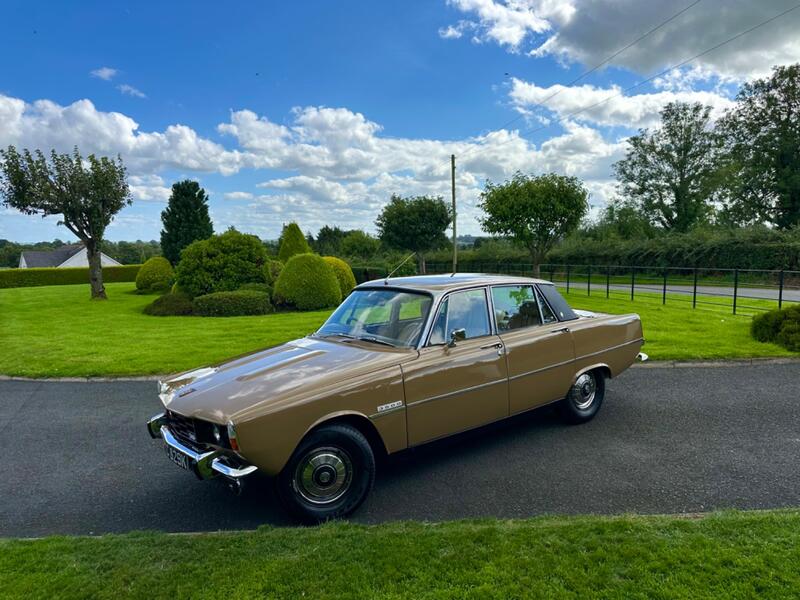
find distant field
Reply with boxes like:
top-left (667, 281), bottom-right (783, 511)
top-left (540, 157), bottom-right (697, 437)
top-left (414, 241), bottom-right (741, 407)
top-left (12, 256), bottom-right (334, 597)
top-left (0, 282), bottom-right (793, 378)
top-left (2, 511), bottom-right (800, 598)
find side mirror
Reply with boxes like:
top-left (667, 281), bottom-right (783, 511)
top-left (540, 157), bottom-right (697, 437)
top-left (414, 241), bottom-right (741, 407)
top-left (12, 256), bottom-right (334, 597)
top-left (448, 328), bottom-right (467, 347)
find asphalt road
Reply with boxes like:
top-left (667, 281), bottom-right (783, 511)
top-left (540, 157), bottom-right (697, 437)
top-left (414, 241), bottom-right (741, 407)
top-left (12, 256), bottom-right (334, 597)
top-left (552, 280), bottom-right (800, 303)
top-left (2, 363), bottom-right (800, 537)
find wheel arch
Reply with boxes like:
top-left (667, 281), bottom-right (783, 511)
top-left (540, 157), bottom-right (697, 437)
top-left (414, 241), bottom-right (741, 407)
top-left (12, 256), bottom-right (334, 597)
top-left (302, 411), bottom-right (389, 461)
top-left (574, 362), bottom-right (612, 382)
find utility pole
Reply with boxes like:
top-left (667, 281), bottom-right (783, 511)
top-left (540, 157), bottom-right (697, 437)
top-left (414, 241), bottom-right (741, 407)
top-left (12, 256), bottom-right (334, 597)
top-left (451, 154), bottom-right (457, 273)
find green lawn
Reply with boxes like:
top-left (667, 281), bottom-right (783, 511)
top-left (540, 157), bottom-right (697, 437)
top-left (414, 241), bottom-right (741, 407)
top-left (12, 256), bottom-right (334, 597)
top-left (0, 283), bottom-right (329, 378)
top-left (562, 288), bottom-right (795, 361)
top-left (2, 511), bottom-right (799, 598)
top-left (0, 282), bottom-right (794, 378)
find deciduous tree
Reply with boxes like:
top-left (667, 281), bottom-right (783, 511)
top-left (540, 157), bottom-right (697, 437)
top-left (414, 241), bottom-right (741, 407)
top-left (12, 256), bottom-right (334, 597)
top-left (719, 64), bottom-right (800, 229)
top-left (0, 146), bottom-right (131, 299)
top-left (375, 195), bottom-right (451, 274)
top-left (479, 172), bottom-right (588, 277)
top-left (613, 102), bottom-right (723, 232)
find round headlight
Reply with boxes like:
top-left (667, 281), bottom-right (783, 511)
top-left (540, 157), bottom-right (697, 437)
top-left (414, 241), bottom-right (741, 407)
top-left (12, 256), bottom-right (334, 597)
top-left (212, 424), bottom-right (222, 443)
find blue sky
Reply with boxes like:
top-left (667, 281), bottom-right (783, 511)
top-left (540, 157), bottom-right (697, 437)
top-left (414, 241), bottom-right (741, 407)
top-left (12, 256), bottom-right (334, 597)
top-left (1, 0), bottom-right (798, 242)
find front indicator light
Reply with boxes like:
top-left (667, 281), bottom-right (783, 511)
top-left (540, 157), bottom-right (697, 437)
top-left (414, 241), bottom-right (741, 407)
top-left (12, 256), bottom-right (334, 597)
top-left (227, 421), bottom-right (240, 452)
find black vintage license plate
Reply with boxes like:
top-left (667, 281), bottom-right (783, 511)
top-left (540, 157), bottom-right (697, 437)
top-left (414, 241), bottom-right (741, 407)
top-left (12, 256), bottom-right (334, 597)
top-left (165, 445), bottom-right (192, 471)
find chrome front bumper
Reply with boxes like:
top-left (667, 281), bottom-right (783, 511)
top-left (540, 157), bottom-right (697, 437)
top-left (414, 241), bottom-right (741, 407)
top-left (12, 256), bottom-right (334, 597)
top-left (147, 412), bottom-right (257, 481)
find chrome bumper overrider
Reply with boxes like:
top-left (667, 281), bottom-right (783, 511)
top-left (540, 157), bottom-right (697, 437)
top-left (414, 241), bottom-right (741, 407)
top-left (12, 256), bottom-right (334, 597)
top-left (146, 412), bottom-right (257, 481)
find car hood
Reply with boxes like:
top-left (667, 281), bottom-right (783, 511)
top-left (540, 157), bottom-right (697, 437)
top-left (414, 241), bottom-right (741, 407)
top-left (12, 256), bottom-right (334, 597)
top-left (159, 337), bottom-right (417, 423)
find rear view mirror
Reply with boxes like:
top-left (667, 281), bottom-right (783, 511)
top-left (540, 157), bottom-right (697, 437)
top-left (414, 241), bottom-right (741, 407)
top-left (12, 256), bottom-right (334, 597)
top-left (448, 328), bottom-right (467, 347)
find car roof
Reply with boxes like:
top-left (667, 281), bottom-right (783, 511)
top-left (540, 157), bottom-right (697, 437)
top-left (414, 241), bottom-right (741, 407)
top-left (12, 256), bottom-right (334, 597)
top-left (357, 273), bottom-right (553, 295)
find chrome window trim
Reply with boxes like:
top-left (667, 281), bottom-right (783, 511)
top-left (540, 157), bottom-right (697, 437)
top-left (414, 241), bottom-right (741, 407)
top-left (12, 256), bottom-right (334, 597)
top-left (421, 285), bottom-right (495, 348)
top-left (534, 285), bottom-right (559, 325)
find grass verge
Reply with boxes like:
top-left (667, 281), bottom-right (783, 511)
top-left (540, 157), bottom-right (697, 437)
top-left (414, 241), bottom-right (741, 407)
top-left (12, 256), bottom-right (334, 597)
top-left (2, 511), bottom-right (799, 598)
top-left (0, 282), bottom-right (793, 378)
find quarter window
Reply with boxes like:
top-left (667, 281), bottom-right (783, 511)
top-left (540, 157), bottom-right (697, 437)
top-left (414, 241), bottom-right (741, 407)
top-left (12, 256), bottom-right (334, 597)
top-left (537, 284), bottom-right (578, 321)
top-left (429, 289), bottom-right (491, 344)
top-left (491, 286), bottom-right (541, 331)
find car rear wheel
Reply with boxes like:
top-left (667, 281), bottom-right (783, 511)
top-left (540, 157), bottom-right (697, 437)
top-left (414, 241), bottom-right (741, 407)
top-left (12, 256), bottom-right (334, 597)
top-left (276, 422), bottom-right (375, 523)
top-left (557, 369), bottom-right (605, 424)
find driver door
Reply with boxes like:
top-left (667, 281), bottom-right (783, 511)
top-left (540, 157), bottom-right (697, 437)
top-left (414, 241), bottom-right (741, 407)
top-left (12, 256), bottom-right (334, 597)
top-left (403, 288), bottom-right (509, 446)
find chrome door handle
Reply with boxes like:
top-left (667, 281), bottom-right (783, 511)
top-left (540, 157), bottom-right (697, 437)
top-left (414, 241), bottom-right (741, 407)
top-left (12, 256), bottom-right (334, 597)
top-left (480, 342), bottom-right (505, 356)
top-left (550, 327), bottom-right (570, 334)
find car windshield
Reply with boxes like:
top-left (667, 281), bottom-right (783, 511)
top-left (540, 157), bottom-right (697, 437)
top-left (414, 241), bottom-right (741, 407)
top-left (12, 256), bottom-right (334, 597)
top-left (316, 289), bottom-right (433, 348)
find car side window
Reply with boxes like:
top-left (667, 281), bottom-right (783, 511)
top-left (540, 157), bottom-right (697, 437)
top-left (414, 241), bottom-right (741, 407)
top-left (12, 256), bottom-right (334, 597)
top-left (491, 286), bottom-right (542, 331)
top-left (536, 288), bottom-right (559, 324)
top-left (537, 284), bottom-right (578, 321)
top-left (428, 289), bottom-right (491, 345)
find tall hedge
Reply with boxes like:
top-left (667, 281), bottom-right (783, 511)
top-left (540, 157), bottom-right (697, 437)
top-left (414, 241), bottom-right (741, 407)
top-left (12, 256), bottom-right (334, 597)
top-left (273, 253), bottom-right (341, 310)
top-left (278, 223), bottom-right (312, 263)
top-left (0, 265), bottom-right (140, 289)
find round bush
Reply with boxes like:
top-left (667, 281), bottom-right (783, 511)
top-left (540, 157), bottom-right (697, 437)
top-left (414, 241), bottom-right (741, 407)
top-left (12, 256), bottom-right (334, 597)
top-left (175, 229), bottom-right (267, 297)
top-left (751, 305), bottom-right (800, 351)
top-left (263, 259), bottom-right (283, 285)
top-left (135, 257), bottom-right (174, 292)
top-left (193, 290), bottom-right (273, 317)
top-left (274, 253), bottom-right (342, 310)
top-left (323, 256), bottom-right (356, 297)
top-left (143, 292), bottom-right (194, 316)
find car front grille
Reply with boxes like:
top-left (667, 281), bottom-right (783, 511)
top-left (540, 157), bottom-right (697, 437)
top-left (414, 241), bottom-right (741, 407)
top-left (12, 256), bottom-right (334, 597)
top-left (167, 410), bottom-right (198, 444)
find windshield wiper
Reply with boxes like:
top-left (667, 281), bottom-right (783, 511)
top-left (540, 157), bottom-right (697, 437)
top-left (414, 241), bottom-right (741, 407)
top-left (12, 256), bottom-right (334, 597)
top-left (356, 336), bottom-right (396, 347)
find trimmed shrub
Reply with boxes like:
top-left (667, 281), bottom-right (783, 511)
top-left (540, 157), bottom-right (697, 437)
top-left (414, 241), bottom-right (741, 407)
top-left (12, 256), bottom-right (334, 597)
top-left (263, 259), bottom-right (283, 285)
top-left (751, 305), bottom-right (800, 351)
top-left (193, 290), bottom-right (273, 317)
top-left (0, 265), bottom-right (140, 289)
top-left (323, 256), bottom-right (357, 297)
top-left (274, 253), bottom-right (341, 310)
top-left (278, 223), bottom-right (312, 263)
top-left (239, 282), bottom-right (272, 296)
top-left (143, 292), bottom-right (195, 316)
top-left (175, 229), bottom-right (267, 297)
top-left (135, 257), bottom-right (174, 292)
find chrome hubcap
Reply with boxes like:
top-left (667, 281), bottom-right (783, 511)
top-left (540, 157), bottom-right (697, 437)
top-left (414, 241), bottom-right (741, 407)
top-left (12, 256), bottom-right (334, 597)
top-left (294, 446), bottom-right (353, 505)
top-left (572, 373), bottom-right (596, 410)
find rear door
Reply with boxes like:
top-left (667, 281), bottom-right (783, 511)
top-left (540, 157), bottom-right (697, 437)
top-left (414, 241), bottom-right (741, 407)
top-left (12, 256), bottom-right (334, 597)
top-left (491, 284), bottom-right (575, 414)
top-left (403, 288), bottom-right (509, 445)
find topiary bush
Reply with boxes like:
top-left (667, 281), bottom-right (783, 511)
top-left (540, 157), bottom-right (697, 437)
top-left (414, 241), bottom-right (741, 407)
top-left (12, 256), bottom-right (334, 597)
top-left (193, 290), bottom-right (273, 317)
top-left (278, 223), bottom-right (312, 263)
top-left (143, 291), bottom-right (194, 316)
top-left (135, 256), bottom-right (174, 292)
top-left (175, 229), bottom-right (267, 297)
top-left (323, 256), bottom-right (357, 297)
top-left (273, 253), bottom-right (342, 310)
top-left (263, 259), bottom-right (283, 286)
top-left (751, 305), bottom-right (800, 351)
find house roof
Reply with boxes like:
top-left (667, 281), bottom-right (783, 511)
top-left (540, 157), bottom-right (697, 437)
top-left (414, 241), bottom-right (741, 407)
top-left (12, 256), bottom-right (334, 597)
top-left (20, 244), bottom-right (85, 268)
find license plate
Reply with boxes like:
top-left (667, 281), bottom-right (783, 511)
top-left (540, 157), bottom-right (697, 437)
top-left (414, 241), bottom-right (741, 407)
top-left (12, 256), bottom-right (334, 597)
top-left (165, 444), bottom-right (192, 471)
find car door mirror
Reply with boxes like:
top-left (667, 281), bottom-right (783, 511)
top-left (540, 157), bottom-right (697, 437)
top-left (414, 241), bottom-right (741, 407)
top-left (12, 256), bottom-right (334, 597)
top-left (448, 328), bottom-right (467, 347)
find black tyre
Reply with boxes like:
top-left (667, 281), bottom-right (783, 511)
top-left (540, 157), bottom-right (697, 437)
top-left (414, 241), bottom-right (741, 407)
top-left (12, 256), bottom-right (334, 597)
top-left (557, 369), bottom-right (605, 424)
top-left (276, 422), bottom-right (375, 523)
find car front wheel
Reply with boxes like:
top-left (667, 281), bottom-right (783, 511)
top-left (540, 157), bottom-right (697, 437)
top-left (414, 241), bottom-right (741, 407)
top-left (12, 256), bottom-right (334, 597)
top-left (557, 369), bottom-right (605, 424)
top-left (276, 422), bottom-right (375, 523)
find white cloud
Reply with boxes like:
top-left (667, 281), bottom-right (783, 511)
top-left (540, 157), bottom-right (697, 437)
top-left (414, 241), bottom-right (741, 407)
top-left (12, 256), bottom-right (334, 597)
top-left (128, 174), bottom-right (171, 202)
top-left (117, 84), bottom-right (146, 98)
top-left (90, 67), bottom-right (118, 81)
top-left (223, 191), bottom-right (254, 200)
top-left (442, 0), bottom-right (800, 80)
top-left (509, 78), bottom-right (735, 128)
top-left (0, 91), bottom-right (629, 237)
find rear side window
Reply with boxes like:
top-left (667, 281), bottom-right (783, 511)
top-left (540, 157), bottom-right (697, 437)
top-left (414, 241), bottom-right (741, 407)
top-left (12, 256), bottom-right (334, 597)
top-left (537, 284), bottom-right (578, 321)
top-left (491, 285), bottom-right (541, 331)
